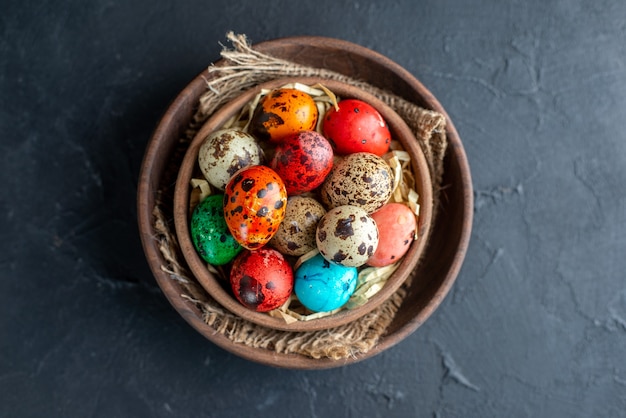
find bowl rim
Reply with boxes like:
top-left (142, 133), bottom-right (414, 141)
top-left (137, 35), bottom-right (473, 369)
top-left (172, 76), bottom-right (434, 332)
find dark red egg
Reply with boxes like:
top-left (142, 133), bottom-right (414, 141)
top-left (230, 248), bottom-right (294, 312)
top-left (269, 130), bottom-right (333, 195)
top-left (322, 99), bottom-right (391, 156)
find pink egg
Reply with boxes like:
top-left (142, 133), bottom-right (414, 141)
top-left (367, 203), bottom-right (417, 267)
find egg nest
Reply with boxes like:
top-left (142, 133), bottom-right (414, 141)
top-left (188, 82), bottom-right (421, 323)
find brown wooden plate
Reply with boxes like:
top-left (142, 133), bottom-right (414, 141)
top-left (137, 36), bottom-right (473, 369)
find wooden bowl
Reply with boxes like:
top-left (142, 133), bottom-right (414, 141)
top-left (137, 36), bottom-right (473, 369)
top-left (172, 77), bottom-right (433, 332)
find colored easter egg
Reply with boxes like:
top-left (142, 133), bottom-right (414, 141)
top-left (269, 130), bottom-right (333, 195)
top-left (250, 88), bottom-right (318, 143)
top-left (190, 194), bottom-right (243, 265)
top-left (294, 253), bottom-right (358, 312)
top-left (367, 203), bottom-right (417, 267)
top-left (322, 99), bottom-right (391, 156)
top-left (223, 165), bottom-right (287, 250)
top-left (230, 248), bottom-right (294, 312)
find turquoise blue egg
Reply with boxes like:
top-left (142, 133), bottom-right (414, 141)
top-left (190, 194), bottom-right (242, 265)
top-left (294, 253), bottom-right (358, 312)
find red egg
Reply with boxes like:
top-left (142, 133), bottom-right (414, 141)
top-left (270, 130), bottom-right (334, 195)
top-left (230, 248), bottom-right (294, 312)
top-left (322, 99), bottom-right (391, 156)
top-left (367, 203), bottom-right (417, 267)
top-left (223, 165), bottom-right (287, 250)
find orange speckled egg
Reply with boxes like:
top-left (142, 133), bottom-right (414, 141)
top-left (250, 88), bottom-right (318, 143)
top-left (223, 165), bottom-right (287, 250)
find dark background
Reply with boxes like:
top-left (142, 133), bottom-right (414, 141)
top-left (2, 1), bottom-right (626, 416)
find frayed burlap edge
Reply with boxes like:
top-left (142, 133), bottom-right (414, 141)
top-left (152, 32), bottom-right (447, 360)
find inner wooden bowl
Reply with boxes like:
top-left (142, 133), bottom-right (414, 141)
top-left (172, 77), bottom-right (433, 332)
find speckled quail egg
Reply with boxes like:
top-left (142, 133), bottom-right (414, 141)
top-left (320, 152), bottom-right (394, 213)
top-left (223, 165), bottom-right (287, 250)
top-left (230, 248), bottom-right (294, 312)
top-left (250, 88), bottom-right (319, 143)
top-left (198, 128), bottom-right (264, 190)
top-left (270, 196), bottom-right (326, 256)
top-left (316, 205), bottom-right (379, 267)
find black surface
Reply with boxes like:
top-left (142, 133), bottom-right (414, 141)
top-left (2, 1), bottom-right (626, 416)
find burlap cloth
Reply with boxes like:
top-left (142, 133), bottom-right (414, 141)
top-left (153, 32), bottom-right (447, 360)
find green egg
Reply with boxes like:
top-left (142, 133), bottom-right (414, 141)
top-left (190, 194), bottom-right (242, 265)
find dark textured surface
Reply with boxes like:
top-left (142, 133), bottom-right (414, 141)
top-left (2, 1), bottom-right (626, 416)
